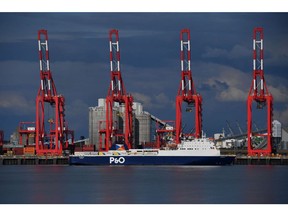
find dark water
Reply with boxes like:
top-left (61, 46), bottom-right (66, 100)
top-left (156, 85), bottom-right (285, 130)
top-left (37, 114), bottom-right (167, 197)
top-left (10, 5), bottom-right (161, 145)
top-left (0, 165), bottom-right (287, 204)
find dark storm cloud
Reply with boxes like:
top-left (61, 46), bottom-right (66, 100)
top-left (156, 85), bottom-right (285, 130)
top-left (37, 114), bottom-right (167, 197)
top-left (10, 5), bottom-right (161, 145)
top-left (1, 13), bottom-right (288, 139)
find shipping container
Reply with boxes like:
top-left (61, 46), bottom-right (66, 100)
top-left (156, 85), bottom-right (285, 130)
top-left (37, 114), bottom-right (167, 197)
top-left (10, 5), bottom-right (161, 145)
top-left (74, 147), bottom-right (83, 152)
top-left (24, 147), bottom-right (35, 155)
top-left (2, 147), bottom-right (8, 155)
top-left (82, 145), bottom-right (95, 151)
top-left (13, 147), bottom-right (24, 155)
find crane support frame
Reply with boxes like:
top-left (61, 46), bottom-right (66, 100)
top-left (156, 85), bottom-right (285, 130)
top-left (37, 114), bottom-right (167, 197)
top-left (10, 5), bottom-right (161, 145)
top-left (105, 29), bottom-right (134, 151)
top-left (175, 29), bottom-right (202, 144)
top-left (247, 27), bottom-right (273, 156)
top-left (35, 29), bottom-right (73, 155)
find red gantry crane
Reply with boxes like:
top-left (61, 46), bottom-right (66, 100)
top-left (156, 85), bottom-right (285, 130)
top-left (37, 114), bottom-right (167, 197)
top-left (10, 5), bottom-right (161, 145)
top-left (35, 29), bottom-right (73, 155)
top-left (156, 120), bottom-right (175, 148)
top-left (105, 29), bottom-right (134, 151)
top-left (18, 122), bottom-right (35, 146)
top-left (247, 27), bottom-right (273, 156)
top-left (175, 29), bottom-right (203, 144)
top-left (0, 130), bottom-right (4, 146)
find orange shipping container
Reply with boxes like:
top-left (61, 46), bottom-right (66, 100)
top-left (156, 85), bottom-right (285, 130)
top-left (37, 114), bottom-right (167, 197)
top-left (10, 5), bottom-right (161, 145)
top-left (24, 147), bottom-right (35, 155)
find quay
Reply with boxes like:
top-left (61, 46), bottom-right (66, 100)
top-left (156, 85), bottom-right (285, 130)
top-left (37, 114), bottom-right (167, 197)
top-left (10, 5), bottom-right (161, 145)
top-left (234, 156), bottom-right (288, 165)
top-left (1, 155), bottom-right (288, 165)
top-left (0, 155), bottom-right (69, 165)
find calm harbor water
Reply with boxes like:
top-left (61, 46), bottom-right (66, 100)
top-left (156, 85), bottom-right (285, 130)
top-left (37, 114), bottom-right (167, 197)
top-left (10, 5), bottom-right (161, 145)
top-left (0, 165), bottom-right (287, 204)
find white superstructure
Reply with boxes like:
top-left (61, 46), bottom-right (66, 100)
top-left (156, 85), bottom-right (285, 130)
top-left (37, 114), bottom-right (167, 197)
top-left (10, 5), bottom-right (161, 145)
top-left (158, 138), bottom-right (220, 156)
top-left (74, 138), bottom-right (220, 157)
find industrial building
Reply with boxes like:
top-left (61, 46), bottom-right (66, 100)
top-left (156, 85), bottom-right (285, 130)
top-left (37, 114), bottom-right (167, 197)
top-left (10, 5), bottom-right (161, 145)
top-left (214, 120), bottom-right (288, 151)
top-left (89, 99), bottom-right (151, 150)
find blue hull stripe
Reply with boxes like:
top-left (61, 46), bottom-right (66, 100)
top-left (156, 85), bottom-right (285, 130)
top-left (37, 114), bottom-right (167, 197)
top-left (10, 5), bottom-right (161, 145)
top-left (69, 156), bottom-right (235, 166)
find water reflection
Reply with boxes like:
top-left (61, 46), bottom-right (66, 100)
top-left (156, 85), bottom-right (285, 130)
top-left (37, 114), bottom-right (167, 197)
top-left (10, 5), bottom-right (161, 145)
top-left (0, 165), bottom-right (288, 204)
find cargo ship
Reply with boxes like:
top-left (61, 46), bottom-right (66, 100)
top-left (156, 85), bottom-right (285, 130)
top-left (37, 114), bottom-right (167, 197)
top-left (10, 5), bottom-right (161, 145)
top-left (69, 138), bottom-right (235, 166)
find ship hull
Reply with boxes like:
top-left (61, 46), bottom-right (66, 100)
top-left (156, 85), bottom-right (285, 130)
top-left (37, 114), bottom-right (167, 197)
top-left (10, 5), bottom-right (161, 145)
top-left (69, 155), bottom-right (235, 166)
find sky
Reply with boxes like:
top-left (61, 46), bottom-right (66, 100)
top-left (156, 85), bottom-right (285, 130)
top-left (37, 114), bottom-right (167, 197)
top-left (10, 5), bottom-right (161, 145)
top-left (1, 12), bottom-right (288, 141)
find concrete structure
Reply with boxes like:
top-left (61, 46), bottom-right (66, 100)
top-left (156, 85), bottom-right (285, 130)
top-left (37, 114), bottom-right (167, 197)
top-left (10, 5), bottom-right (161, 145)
top-left (89, 99), bottom-right (151, 150)
top-left (89, 99), bottom-right (118, 148)
top-left (133, 102), bottom-right (151, 147)
top-left (280, 128), bottom-right (288, 150)
top-left (272, 120), bottom-right (282, 138)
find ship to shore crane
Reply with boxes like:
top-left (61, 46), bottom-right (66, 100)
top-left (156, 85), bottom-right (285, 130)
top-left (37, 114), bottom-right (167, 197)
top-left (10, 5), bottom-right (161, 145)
top-left (104, 29), bottom-right (134, 151)
top-left (35, 29), bottom-right (74, 155)
top-left (247, 27), bottom-right (273, 156)
top-left (175, 29), bottom-right (203, 144)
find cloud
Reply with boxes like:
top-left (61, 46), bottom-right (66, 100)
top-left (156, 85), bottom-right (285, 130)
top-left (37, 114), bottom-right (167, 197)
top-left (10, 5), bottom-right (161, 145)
top-left (132, 92), bottom-right (153, 108)
top-left (0, 13), bottom-right (165, 44)
top-left (274, 106), bottom-right (288, 127)
top-left (202, 44), bottom-right (250, 59)
top-left (268, 85), bottom-right (288, 103)
top-left (155, 93), bottom-right (172, 105)
top-left (119, 63), bottom-right (179, 96)
top-left (217, 87), bottom-right (247, 101)
top-left (194, 62), bottom-right (250, 102)
top-left (263, 74), bottom-right (288, 103)
top-left (132, 92), bottom-right (174, 110)
top-left (265, 34), bottom-right (288, 67)
top-left (0, 91), bottom-right (35, 115)
top-left (195, 62), bottom-right (288, 103)
top-left (195, 61), bottom-right (288, 103)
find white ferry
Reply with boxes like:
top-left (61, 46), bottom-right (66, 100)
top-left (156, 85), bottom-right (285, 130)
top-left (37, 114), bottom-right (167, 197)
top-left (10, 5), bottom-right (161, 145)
top-left (69, 138), bottom-right (235, 166)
